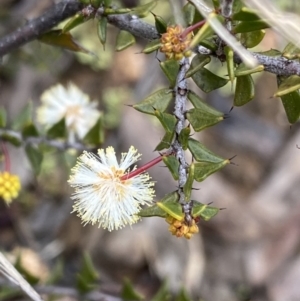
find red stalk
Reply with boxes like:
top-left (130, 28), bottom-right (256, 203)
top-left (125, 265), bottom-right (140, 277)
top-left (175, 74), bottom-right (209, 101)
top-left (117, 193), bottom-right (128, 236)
top-left (180, 20), bottom-right (206, 39)
top-left (120, 155), bottom-right (164, 181)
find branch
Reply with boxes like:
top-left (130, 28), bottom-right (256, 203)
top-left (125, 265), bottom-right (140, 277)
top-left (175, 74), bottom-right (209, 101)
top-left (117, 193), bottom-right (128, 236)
top-left (172, 58), bottom-right (193, 224)
top-left (1, 0), bottom-right (300, 77)
top-left (0, 129), bottom-right (88, 151)
top-left (106, 13), bottom-right (159, 40)
top-left (252, 52), bottom-right (300, 77)
top-left (197, 45), bottom-right (300, 77)
top-left (0, 0), bottom-right (83, 57)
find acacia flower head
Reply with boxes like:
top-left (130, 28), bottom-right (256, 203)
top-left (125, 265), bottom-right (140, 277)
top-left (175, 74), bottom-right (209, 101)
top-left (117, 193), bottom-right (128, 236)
top-left (68, 146), bottom-right (155, 231)
top-left (166, 215), bottom-right (199, 239)
top-left (160, 25), bottom-right (193, 60)
top-left (37, 83), bottom-right (101, 143)
top-left (0, 172), bottom-right (21, 205)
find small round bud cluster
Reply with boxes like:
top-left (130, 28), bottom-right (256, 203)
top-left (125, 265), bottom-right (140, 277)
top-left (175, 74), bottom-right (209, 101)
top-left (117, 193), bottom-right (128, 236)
top-left (166, 215), bottom-right (199, 239)
top-left (0, 172), bottom-right (21, 205)
top-left (160, 25), bottom-right (192, 60)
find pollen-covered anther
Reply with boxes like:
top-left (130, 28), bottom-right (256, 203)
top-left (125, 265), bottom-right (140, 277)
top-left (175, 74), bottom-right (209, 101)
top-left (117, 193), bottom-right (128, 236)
top-left (173, 219), bottom-right (182, 228)
top-left (161, 33), bottom-right (171, 43)
top-left (168, 225), bottom-right (177, 235)
top-left (160, 43), bottom-right (173, 53)
top-left (160, 25), bottom-right (193, 61)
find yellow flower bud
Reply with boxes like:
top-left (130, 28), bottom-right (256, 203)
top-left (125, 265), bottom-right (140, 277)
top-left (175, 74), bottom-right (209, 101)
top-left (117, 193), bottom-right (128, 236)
top-left (0, 172), bottom-right (21, 205)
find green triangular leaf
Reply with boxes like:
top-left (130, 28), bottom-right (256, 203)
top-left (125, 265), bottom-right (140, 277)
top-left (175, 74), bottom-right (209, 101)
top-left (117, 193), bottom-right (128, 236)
top-left (178, 126), bottom-right (190, 150)
top-left (192, 68), bottom-right (228, 93)
top-left (282, 42), bottom-right (300, 59)
top-left (257, 49), bottom-right (281, 57)
top-left (121, 278), bottom-right (144, 301)
top-left (233, 20), bottom-right (269, 33)
top-left (83, 116), bottom-right (104, 145)
top-left (274, 75), bottom-right (300, 97)
top-left (232, 7), bottom-right (260, 21)
top-left (186, 108), bottom-right (224, 131)
top-left (133, 88), bottom-right (173, 115)
top-left (12, 102), bottom-right (33, 131)
top-left (154, 110), bottom-right (177, 133)
top-left (188, 91), bottom-right (223, 116)
top-left (182, 2), bottom-right (196, 26)
top-left (62, 13), bottom-right (86, 33)
top-left (163, 156), bottom-right (179, 180)
top-left (131, 0), bottom-right (158, 18)
top-left (138, 191), bottom-right (179, 219)
top-left (22, 123), bottom-right (39, 138)
top-left (157, 201), bottom-right (183, 222)
top-left (97, 17), bottom-right (108, 48)
top-left (38, 30), bottom-right (91, 53)
top-left (25, 144), bottom-right (43, 175)
top-left (160, 59), bottom-right (180, 87)
top-left (142, 39), bottom-right (161, 54)
top-left (116, 30), bottom-right (136, 51)
top-left (280, 90), bottom-right (300, 124)
top-left (235, 63), bottom-right (264, 76)
top-left (154, 131), bottom-right (174, 151)
top-left (76, 252), bottom-right (99, 294)
top-left (234, 74), bottom-right (255, 106)
top-left (185, 54), bottom-right (211, 79)
top-left (241, 29), bottom-right (265, 48)
top-left (192, 202), bottom-right (219, 221)
top-left (138, 203), bottom-right (167, 218)
top-left (47, 118), bottom-right (66, 139)
top-left (188, 138), bottom-right (224, 163)
top-left (194, 160), bottom-right (229, 182)
top-left (152, 13), bottom-right (167, 34)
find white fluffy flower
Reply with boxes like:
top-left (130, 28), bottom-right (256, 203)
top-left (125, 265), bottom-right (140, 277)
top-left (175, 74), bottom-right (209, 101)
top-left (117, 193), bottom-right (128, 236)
top-left (68, 146), bottom-right (155, 231)
top-left (37, 83), bottom-right (100, 143)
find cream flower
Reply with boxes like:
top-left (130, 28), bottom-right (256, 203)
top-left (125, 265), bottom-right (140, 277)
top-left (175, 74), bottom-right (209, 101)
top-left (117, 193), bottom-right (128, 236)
top-left (37, 83), bottom-right (100, 143)
top-left (68, 146), bottom-right (155, 231)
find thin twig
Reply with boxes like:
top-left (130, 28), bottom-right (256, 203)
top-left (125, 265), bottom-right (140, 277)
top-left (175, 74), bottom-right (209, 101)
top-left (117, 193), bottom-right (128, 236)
top-left (0, 129), bottom-right (88, 151)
